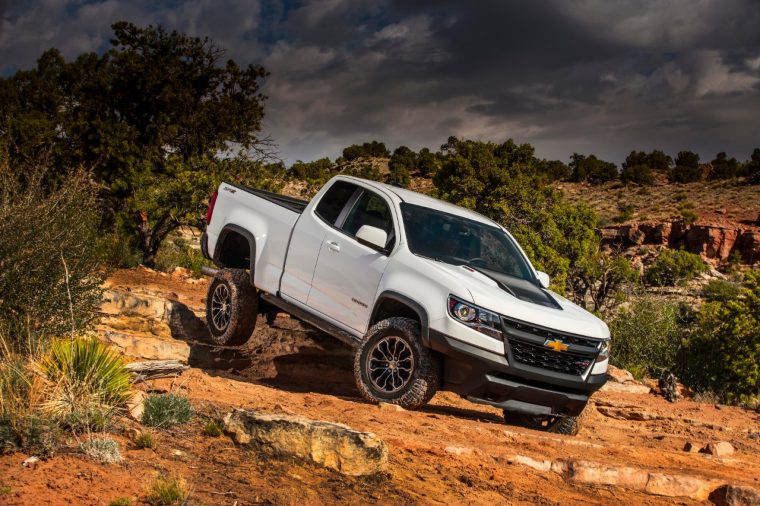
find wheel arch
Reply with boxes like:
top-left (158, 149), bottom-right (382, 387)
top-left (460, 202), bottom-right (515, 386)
top-left (213, 224), bottom-right (256, 286)
top-left (370, 291), bottom-right (431, 347)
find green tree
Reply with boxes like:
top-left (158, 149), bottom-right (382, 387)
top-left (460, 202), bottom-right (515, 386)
top-left (644, 249), bottom-right (707, 286)
top-left (387, 146), bottom-right (416, 187)
top-left (568, 249), bottom-right (638, 312)
top-left (683, 271), bottom-right (760, 404)
top-left (0, 22), bottom-right (269, 265)
top-left (536, 159), bottom-right (571, 181)
top-left (342, 141), bottom-right (390, 161)
top-left (746, 147), bottom-right (760, 184)
top-left (647, 149), bottom-right (673, 172)
top-left (708, 151), bottom-right (740, 180)
top-left (569, 153), bottom-right (618, 184)
top-left (416, 147), bottom-right (441, 178)
top-left (433, 137), bottom-right (600, 291)
top-left (669, 150), bottom-right (702, 183)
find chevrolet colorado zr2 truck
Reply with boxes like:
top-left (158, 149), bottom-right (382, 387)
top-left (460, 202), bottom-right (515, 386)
top-left (200, 176), bottom-right (611, 434)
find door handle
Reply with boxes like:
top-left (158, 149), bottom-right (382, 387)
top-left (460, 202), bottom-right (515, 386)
top-left (327, 241), bottom-right (340, 252)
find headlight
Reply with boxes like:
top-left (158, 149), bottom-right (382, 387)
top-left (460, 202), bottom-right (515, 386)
top-left (448, 295), bottom-right (503, 340)
top-left (598, 339), bottom-right (611, 361)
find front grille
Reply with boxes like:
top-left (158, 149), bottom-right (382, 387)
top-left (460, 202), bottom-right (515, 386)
top-left (503, 317), bottom-right (600, 348)
top-left (501, 316), bottom-right (600, 377)
top-left (508, 338), bottom-right (592, 376)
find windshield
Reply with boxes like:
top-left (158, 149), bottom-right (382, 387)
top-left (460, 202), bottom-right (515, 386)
top-left (400, 203), bottom-right (536, 283)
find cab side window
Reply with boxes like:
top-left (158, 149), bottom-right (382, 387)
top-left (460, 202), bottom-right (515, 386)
top-left (314, 181), bottom-right (358, 225)
top-left (341, 190), bottom-right (395, 249)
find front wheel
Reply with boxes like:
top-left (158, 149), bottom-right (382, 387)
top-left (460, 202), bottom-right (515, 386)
top-left (504, 410), bottom-right (585, 436)
top-left (354, 317), bottom-right (440, 410)
top-left (205, 269), bottom-right (258, 346)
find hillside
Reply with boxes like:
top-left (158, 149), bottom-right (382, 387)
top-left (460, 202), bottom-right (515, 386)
top-left (2, 268), bottom-right (759, 505)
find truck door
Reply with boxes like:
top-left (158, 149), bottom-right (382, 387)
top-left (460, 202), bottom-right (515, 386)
top-left (306, 188), bottom-right (395, 333)
top-left (280, 180), bottom-right (358, 303)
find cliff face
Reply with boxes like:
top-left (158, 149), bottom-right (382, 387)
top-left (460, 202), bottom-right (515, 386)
top-left (600, 221), bottom-right (760, 265)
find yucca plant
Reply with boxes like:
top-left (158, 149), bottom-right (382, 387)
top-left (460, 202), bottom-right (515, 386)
top-left (36, 337), bottom-right (133, 429)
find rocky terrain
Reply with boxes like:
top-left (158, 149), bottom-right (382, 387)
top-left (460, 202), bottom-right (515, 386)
top-left (1, 267), bottom-right (759, 505)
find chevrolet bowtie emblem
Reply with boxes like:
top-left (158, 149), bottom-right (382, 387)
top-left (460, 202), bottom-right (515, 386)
top-left (545, 339), bottom-right (569, 352)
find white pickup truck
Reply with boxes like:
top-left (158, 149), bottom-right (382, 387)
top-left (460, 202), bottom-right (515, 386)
top-left (201, 176), bottom-right (611, 434)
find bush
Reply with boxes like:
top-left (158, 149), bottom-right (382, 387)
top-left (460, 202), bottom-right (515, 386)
top-left (37, 337), bottom-right (132, 430)
top-left (0, 350), bottom-right (61, 455)
top-left (0, 167), bottom-right (105, 350)
top-left (146, 475), bottom-right (189, 506)
top-left (134, 430), bottom-right (157, 450)
top-left (613, 203), bottom-right (635, 223)
top-left (609, 297), bottom-right (684, 379)
top-left (569, 153), bottom-right (618, 184)
top-left (682, 271), bottom-right (760, 405)
top-left (202, 420), bottom-right (223, 437)
top-left (154, 236), bottom-right (211, 277)
top-left (80, 437), bottom-right (122, 464)
top-left (644, 249), bottom-right (708, 286)
top-left (621, 164), bottom-right (654, 185)
top-left (142, 394), bottom-right (193, 428)
top-left (702, 279), bottom-right (741, 302)
top-left (108, 498), bottom-right (132, 506)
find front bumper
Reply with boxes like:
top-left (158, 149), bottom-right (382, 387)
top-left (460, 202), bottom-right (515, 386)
top-left (429, 329), bottom-right (606, 417)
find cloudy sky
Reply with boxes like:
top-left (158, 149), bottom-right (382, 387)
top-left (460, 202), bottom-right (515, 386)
top-left (2, 0), bottom-right (759, 165)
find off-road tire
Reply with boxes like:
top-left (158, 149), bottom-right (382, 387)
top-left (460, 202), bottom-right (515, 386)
top-left (354, 317), bottom-right (440, 410)
top-left (504, 407), bottom-right (587, 436)
top-left (205, 269), bottom-right (258, 346)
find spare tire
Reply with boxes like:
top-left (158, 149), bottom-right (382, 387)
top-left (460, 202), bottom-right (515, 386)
top-left (205, 269), bottom-right (258, 346)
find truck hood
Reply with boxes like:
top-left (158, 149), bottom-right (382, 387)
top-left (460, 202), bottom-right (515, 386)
top-left (424, 260), bottom-right (610, 339)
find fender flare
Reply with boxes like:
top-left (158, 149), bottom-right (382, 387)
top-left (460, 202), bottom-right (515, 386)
top-left (371, 291), bottom-right (431, 347)
top-left (213, 224), bottom-right (256, 286)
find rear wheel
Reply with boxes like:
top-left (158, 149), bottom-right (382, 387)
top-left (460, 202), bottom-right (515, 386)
top-left (205, 269), bottom-right (258, 345)
top-left (354, 317), bottom-right (440, 410)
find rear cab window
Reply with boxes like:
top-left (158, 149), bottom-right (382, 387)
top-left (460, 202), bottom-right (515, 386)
top-left (314, 181), bottom-right (358, 224)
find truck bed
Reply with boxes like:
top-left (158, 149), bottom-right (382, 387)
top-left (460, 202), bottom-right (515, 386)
top-left (224, 181), bottom-right (309, 214)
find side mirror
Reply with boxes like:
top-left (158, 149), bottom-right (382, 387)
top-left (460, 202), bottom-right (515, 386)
top-left (536, 271), bottom-right (551, 289)
top-left (355, 225), bottom-right (388, 253)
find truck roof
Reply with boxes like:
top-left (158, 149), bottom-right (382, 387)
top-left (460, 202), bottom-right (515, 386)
top-left (338, 176), bottom-right (499, 228)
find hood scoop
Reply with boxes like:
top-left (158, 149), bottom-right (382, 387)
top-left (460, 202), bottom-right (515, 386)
top-left (469, 267), bottom-right (562, 310)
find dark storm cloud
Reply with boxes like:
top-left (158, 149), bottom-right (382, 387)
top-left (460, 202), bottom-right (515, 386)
top-left (1, 0), bottom-right (759, 164)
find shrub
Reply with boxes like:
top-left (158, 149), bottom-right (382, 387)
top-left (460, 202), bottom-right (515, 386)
top-left (37, 337), bottom-right (132, 429)
top-left (0, 167), bottom-right (105, 350)
top-left (621, 164), bottom-right (654, 185)
top-left (569, 153), bottom-right (618, 184)
top-left (682, 271), bottom-right (760, 405)
top-left (0, 349), bottom-right (61, 456)
top-left (202, 420), bottom-right (222, 437)
top-left (142, 394), bottom-right (193, 428)
top-left (609, 297), bottom-right (684, 379)
top-left (702, 280), bottom-right (741, 302)
top-left (644, 249), bottom-right (708, 286)
top-left (80, 437), bottom-right (122, 464)
top-left (154, 237), bottom-right (211, 277)
top-left (613, 203), bottom-right (635, 223)
top-left (146, 475), bottom-right (189, 506)
top-left (680, 204), bottom-right (698, 224)
top-left (134, 430), bottom-right (158, 450)
top-left (108, 498), bottom-right (132, 506)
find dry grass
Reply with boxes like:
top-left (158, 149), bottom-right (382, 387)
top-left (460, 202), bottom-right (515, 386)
top-left (555, 178), bottom-right (760, 226)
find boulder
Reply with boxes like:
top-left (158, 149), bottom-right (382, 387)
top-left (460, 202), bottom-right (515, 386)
top-left (126, 390), bottom-right (147, 421)
top-left (710, 484), bottom-right (760, 506)
top-left (702, 441), bottom-right (735, 457)
top-left (645, 473), bottom-right (716, 500)
top-left (596, 406), bottom-right (663, 421)
top-left (101, 331), bottom-right (190, 362)
top-left (599, 381), bottom-right (652, 395)
top-left (561, 460), bottom-right (648, 490)
top-left (607, 365), bottom-right (635, 384)
top-left (445, 446), bottom-right (474, 457)
top-left (223, 409), bottom-right (388, 476)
